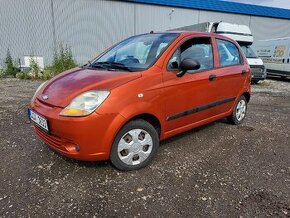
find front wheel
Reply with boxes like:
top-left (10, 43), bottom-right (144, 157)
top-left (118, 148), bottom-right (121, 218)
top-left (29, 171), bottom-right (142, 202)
top-left (110, 119), bottom-right (159, 171)
top-left (281, 76), bottom-right (287, 80)
top-left (227, 95), bottom-right (248, 125)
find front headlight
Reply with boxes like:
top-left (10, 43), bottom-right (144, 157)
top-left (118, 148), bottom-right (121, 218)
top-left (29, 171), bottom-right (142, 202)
top-left (31, 81), bottom-right (47, 104)
top-left (60, 90), bottom-right (110, 117)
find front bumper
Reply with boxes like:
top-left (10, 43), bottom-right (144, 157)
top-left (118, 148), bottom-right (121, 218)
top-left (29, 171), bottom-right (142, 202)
top-left (250, 65), bottom-right (267, 81)
top-left (31, 98), bottom-right (125, 161)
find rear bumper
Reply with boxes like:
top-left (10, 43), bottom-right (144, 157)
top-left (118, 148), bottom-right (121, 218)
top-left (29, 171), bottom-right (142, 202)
top-left (31, 99), bottom-right (125, 161)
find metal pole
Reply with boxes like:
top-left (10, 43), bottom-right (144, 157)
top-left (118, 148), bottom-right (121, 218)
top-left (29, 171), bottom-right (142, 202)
top-left (50, 0), bottom-right (57, 54)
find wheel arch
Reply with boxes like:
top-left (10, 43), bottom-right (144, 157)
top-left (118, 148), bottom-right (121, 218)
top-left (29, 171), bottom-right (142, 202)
top-left (126, 113), bottom-right (162, 137)
top-left (242, 92), bottom-right (251, 103)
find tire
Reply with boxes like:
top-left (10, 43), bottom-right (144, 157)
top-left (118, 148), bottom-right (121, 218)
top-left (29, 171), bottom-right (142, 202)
top-left (110, 119), bottom-right (159, 171)
top-left (227, 95), bottom-right (248, 125)
top-left (251, 80), bottom-right (259, 84)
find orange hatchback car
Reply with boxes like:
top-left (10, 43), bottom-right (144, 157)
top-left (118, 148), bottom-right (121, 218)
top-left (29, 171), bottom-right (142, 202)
top-left (29, 31), bottom-right (251, 170)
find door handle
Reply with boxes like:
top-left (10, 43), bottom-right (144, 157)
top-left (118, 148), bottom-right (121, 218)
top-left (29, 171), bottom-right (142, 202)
top-left (241, 70), bottom-right (248, 75)
top-left (209, 74), bottom-right (217, 81)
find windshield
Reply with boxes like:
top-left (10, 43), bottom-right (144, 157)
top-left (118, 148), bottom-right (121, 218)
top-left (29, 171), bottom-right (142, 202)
top-left (90, 33), bottom-right (179, 71)
top-left (241, 45), bottom-right (258, 58)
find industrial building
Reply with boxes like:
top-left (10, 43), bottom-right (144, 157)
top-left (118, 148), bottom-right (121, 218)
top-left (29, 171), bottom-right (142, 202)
top-left (1, 0), bottom-right (290, 66)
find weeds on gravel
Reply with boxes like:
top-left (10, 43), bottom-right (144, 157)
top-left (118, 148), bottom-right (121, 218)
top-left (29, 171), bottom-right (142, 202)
top-left (50, 44), bottom-right (78, 76)
top-left (16, 57), bottom-right (42, 80)
top-left (0, 68), bottom-right (5, 78)
top-left (39, 44), bottom-right (78, 80)
top-left (14, 43), bottom-right (78, 81)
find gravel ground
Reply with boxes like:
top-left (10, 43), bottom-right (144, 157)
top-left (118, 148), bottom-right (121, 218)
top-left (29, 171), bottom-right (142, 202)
top-left (1, 77), bottom-right (290, 217)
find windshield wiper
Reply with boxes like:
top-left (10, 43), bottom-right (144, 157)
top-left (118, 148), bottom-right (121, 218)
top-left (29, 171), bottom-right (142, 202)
top-left (93, 62), bottom-right (133, 72)
top-left (86, 62), bottom-right (108, 70)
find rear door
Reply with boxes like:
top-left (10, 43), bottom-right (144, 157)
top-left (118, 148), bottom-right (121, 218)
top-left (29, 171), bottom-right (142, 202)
top-left (214, 37), bottom-right (249, 114)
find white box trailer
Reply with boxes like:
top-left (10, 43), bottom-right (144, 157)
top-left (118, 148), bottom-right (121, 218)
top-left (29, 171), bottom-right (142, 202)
top-left (174, 22), bottom-right (254, 45)
top-left (255, 37), bottom-right (290, 79)
top-left (24, 56), bottom-right (44, 70)
top-left (171, 22), bottom-right (266, 83)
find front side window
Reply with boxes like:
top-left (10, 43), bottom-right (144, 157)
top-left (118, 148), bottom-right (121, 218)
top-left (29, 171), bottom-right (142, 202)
top-left (217, 39), bottom-right (242, 67)
top-left (91, 33), bottom-right (178, 71)
top-left (168, 37), bottom-right (214, 72)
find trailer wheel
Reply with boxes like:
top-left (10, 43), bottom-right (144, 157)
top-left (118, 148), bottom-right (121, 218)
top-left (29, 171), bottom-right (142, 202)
top-left (281, 76), bottom-right (287, 80)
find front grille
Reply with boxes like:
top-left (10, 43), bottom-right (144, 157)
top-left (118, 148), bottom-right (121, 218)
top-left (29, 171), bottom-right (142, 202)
top-left (250, 65), bottom-right (265, 77)
top-left (34, 126), bottom-right (65, 151)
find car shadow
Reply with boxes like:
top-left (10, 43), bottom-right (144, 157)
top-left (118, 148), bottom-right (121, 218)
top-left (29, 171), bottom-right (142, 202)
top-left (48, 118), bottom-right (230, 169)
top-left (47, 147), bottom-right (111, 169)
top-left (266, 75), bottom-right (290, 83)
top-left (160, 118), bottom-right (229, 146)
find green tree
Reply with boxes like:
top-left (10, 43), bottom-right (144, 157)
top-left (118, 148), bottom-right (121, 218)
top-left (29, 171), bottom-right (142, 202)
top-left (29, 57), bottom-right (42, 79)
top-left (41, 43), bottom-right (77, 80)
top-left (4, 49), bottom-right (18, 77)
top-left (51, 44), bottom-right (77, 75)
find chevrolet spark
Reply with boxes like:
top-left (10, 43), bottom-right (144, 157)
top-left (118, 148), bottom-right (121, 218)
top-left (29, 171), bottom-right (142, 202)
top-left (29, 32), bottom-right (251, 171)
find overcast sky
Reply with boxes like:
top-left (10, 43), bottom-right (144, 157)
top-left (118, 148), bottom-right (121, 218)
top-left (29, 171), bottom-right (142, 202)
top-left (222, 0), bottom-right (290, 9)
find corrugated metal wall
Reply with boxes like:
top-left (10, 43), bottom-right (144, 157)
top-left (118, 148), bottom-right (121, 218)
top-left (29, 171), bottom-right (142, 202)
top-left (52, 0), bottom-right (135, 63)
top-left (250, 16), bottom-right (290, 40)
top-left (199, 11), bottom-right (251, 25)
top-left (0, 0), bottom-right (135, 66)
top-left (1, 0), bottom-right (290, 67)
top-left (0, 0), bottom-right (54, 67)
top-left (134, 4), bottom-right (199, 33)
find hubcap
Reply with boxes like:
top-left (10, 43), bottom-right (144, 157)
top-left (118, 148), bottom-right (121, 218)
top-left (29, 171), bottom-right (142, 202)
top-left (236, 99), bottom-right (246, 121)
top-left (117, 129), bottom-right (153, 166)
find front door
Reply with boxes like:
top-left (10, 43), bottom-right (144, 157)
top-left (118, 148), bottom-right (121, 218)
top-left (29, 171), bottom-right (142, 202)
top-left (161, 36), bottom-right (222, 133)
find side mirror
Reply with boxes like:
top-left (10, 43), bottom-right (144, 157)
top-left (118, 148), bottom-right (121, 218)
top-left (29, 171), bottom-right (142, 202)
top-left (177, 59), bottom-right (200, 77)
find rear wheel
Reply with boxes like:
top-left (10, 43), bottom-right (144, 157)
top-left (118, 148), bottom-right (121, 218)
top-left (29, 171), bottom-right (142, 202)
top-left (227, 95), bottom-right (248, 125)
top-left (110, 119), bottom-right (159, 171)
top-left (251, 80), bottom-right (259, 84)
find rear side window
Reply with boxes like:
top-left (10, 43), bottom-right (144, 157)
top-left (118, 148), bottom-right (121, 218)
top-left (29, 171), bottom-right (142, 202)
top-left (168, 37), bottom-right (214, 72)
top-left (217, 39), bottom-right (242, 67)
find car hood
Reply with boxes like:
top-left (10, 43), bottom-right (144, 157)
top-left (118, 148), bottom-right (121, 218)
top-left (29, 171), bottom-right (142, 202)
top-left (36, 67), bottom-right (141, 107)
top-left (247, 58), bottom-right (263, 66)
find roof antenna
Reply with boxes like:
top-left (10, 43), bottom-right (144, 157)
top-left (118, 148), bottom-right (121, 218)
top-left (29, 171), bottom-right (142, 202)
top-left (150, 30), bottom-right (154, 34)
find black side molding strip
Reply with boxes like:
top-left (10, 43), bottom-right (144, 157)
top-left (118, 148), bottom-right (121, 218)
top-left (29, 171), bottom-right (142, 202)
top-left (166, 97), bottom-right (236, 121)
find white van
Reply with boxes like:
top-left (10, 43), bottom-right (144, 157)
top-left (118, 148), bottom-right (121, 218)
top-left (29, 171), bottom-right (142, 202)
top-left (255, 37), bottom-right (290, 79)
top-left (240, 45), bottom-right (266, 83)
top-left (172, 22), bottom-right (267, 83)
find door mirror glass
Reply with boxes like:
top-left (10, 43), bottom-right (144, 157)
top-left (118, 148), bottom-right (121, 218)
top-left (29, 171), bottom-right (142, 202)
top-left (170, 61), bottom-right (179, 69)
top-left (167, 37), bottom-right (213, 74)
top-left (177, 59), bottom-right (200, 77)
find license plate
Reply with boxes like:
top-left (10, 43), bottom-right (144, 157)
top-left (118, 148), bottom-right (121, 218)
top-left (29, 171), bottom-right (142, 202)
top-left (28, 109), bottom-right (49, 132)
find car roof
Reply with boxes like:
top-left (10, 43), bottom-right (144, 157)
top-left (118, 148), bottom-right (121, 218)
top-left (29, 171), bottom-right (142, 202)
top-left (154, 31), bottom-right (238, 43)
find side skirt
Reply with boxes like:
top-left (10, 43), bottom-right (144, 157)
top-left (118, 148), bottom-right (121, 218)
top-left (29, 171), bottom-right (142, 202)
top-left (166, 97), bottom-right (235, 121)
